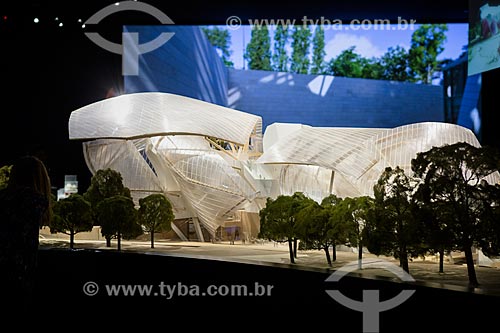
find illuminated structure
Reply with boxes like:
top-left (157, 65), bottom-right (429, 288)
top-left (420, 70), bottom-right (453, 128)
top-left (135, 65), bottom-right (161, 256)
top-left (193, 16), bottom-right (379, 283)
top-left (69, 92), bottom-right (500, 241)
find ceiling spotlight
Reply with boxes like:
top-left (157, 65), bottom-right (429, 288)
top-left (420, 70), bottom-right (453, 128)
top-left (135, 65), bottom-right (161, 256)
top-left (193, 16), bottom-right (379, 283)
top-left (34, 18), bottom-right (39, 23)
top-left (59, 22), bottom-right (63, 27)
top-left (78, 18), bottom-right (82, 23)
top-left (81, 24), bottom-right (86, 28)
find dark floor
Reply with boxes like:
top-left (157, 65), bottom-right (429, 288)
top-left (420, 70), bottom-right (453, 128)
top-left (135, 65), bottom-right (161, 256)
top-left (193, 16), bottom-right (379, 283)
top-left (32, 246), bottom-right (500, 332)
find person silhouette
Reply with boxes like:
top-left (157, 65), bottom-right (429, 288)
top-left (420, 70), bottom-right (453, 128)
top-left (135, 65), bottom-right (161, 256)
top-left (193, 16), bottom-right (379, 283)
top-left (0, 156), bottom-right (52, 309)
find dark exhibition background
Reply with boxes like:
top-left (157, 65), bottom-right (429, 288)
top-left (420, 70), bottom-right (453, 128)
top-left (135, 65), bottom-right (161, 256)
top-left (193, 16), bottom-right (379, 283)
top-left (2, 0), bottom-right (498, 192)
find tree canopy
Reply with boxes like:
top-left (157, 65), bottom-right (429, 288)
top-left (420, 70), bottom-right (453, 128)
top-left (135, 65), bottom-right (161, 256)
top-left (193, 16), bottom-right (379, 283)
top-left (320, 194), bottom-right (358, 262)
top-left (202, 26), bottom-right (234, 67)
top-left (97, 195), bottom-right (141, 251)
top-left (245, 26), bottom-right (272, 70)
top-left (408, 24), bottom-right (448, 84)
top-left (83, 168), bottom-right (133, 241)
top-left (138, 194), bottom-right (174, 248)
top-left (326, 46), bottom-right (379, 79)
top-left (334, 196), bottom-right (373, 268)
top-left (310, 25), bottom-right (326, 74)
top-left (214, 23), bottom-right (450, 83)
top-left (259, 192), bottom-right (314, 263)
top-left (51, 194), bottom-right (93, 249)
top-left (83, 168), bottom-right (131, 209)
top-left (363, 166), bottom-right (425, 273)
top-left (272, 24), bottom-right (289, 71)
top-left (379, 46), bottom-right (410, 81)
top-left (0, 165), bottom-right (11, 190)
top-left (290, 25), bottom-right (311, 74)
top-left (296, 201), bottom-right (337, 265)
top-left (411, 142), bottom-right (500, 286)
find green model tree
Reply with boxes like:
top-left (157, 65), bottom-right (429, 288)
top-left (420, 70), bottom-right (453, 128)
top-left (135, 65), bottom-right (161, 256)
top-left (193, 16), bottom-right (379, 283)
top-left (245, 25), bottom-right (272, 70)
top-left (138, 194), bottom-right (174, 248)
top-left (202, 26), bottom-right (234, 67)
top-left (259, 192), bottom-right (314, 263)
top-left (411, 142), bottom-right (500, 287)
top-left (320, 194), bottom-right (354, 262)
top-left (296, 202), bottom-right (337, 266)
top-left (83, 168), bottom-right (131, 235)
top-left (272, 24), bottom-right (289, 72)
top-left (51, 194), bottom-right (93, 249)
top-left (310, 25), bottom-right (326, 74)
top-left (97, 195), bottom-right (140, 251)
top-left (84, 168), bottom-right (133, 246)
top-left (408, 24), bottom-right (448, 84)
top-left (364, 166), bottom-right (425, 273)
top-left (335, 196), bottom-right (374, 269)
top-left (412, 179), bottom-right (455, 273)
top-left (84, 168), bottom-right (131, 208)
top-left (0, 165), bottom-right (11, 190)
top-left (480, 183), bottom-right (500, 258)
top-left (290, 25), bottom-right (311, 74)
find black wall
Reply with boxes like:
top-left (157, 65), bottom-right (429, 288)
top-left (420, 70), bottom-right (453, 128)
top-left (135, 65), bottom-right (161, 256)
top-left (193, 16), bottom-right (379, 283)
top-left (481, 69), bottom-right (500, 150)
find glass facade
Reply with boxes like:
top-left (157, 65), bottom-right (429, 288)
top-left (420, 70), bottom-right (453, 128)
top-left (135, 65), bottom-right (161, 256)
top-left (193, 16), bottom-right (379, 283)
top-left (69, 92), bottom-right (499, 241)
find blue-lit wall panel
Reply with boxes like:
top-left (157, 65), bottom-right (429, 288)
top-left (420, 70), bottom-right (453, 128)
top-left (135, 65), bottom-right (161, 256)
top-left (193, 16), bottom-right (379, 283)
top-left (124, 26), bottom-right (228, 106)
top-left (456, 74), bottom-right (482, 139)
top-left (123, 27), bottom-right (444, 131)
top-left (228, 69), bottom-right (444, 130)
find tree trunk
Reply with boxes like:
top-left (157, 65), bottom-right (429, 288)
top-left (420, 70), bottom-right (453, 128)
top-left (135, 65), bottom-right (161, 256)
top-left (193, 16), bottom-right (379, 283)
top-left (70, 231), bottom-right (74, 249)
top-left (400, 248), bottom-right (409, 273)
top-left (464, 246), bottom-right (479, 287)
top-left (117, 231), bottom-right (121, 251)
top-left (288, 239), bottom-right (295, 264)
top-left (439, 248), bottom-right (444, 273)
top-left (324, 246), bottom-right (332, 266)
top-left (150, 228), bottom-right (155, 249)
top-left (332, 244), bottom-right (337, 262)
top-left (293, 238), bottom-right (298, 258)
top-left (358, 241), bottom-right (363, 270)
top-left (106, 236), bottom-right (111, 247)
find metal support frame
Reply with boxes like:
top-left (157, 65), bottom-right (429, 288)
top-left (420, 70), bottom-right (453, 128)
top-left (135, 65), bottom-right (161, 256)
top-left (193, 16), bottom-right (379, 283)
top-left (192, 217), bottom-right (205, 242)
top-left (171, 222), bottom-right (188, 241)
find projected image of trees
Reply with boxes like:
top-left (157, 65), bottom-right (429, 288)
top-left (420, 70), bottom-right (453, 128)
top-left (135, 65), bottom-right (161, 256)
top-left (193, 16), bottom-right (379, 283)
top-left (468, 1), bottom-right (500, 75)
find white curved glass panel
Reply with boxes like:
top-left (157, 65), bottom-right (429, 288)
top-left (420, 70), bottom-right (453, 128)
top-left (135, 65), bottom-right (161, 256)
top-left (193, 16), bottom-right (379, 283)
top-left (69, 92), bottom-right (262, 146)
